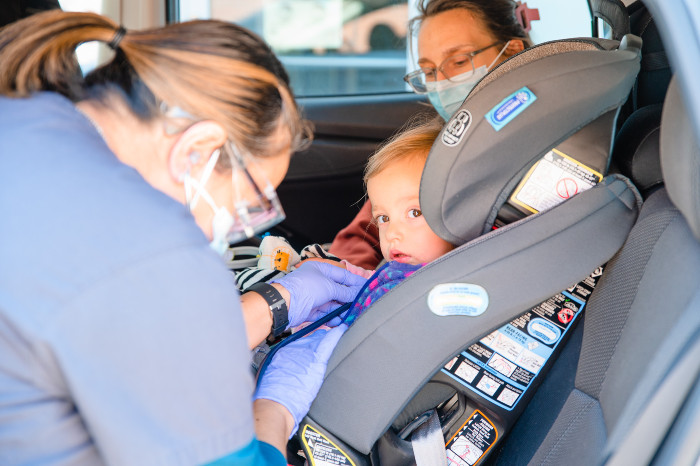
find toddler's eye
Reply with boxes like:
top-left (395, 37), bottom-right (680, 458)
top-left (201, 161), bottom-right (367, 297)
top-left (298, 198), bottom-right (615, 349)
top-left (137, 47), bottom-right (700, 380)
top-left (375, 214), bottom-right (389, 224)
top-left (408, 209), bottom-right (422, 218)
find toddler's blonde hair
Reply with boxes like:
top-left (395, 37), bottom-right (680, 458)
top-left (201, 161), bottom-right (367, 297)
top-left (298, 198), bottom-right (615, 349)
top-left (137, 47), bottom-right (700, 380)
top-left (364, 116), bottom-right (444, 185)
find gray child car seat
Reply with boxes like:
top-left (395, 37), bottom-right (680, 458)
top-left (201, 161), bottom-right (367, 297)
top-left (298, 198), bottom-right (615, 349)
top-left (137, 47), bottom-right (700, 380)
top-left (292, 37), bottom-right (644, 465)
top-left (491, 74), bottom-right (700, 466)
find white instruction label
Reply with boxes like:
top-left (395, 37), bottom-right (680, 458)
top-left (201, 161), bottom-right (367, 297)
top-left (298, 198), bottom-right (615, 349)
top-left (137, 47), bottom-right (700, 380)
top-left (441, 268), bottom-right (604, 410)
top-left (510, 149), bottom-right (603, 214)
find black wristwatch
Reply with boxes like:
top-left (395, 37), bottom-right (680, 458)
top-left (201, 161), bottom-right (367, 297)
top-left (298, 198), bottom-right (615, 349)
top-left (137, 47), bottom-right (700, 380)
top-left (246, 282), bottom-right (289, 338)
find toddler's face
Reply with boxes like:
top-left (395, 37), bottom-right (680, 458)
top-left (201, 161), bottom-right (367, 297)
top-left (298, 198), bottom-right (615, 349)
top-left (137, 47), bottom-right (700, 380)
top-left (367, 155), bottom-right (453, 265)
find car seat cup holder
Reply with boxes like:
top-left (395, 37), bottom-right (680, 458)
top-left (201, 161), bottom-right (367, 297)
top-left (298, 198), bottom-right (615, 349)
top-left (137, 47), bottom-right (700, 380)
top-left (296, 36), bottom-right (642, 466)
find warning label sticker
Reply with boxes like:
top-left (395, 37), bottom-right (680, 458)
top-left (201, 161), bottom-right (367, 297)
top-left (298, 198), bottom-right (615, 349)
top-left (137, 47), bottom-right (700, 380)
top-left (510, 149), bottom-right (603, 214)
top-left (302, 425), bottom-right (355, 466)
top-left (442, 268), bottom-right (604, 410)
top-left (445, 410), bottom-right (498, 466)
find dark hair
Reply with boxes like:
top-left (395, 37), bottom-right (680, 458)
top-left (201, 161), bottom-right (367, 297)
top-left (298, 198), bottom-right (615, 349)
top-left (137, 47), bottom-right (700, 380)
top-left (0, 11), bottom-right (311, 160)
top-left (409, 0), bottom-right (532, 49)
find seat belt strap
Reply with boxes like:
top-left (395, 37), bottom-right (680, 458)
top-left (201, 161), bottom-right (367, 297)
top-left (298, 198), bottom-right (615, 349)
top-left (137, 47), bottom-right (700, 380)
top-left (411, 409), bottom-right (447, 466)
top-left (605, 335), bottom-right (700, 466)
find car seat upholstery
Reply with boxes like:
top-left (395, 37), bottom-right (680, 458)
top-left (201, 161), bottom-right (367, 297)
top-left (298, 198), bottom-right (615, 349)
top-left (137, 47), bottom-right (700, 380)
top-left (490, 75), bottom-right (700, 465)
top-left (627, 2), bottom-right (672, 110)
top-left (295, 37), bottom-right (643, 465)
top-left (613, 103), bottom-right (664, 197)
top-left (611, 4), bottom-right (672, 198)
top-left (589, 0), bottom-right (630, 41)
top-left (467, 36), bottom-right (641, 228)
top-left (586, 0), bottom-right (664, 200)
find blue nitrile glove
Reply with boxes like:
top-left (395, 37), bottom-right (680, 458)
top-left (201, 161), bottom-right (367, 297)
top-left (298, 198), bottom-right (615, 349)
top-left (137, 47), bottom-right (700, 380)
top-left (254, 324), bottom-right (348, 436)
top-left (307, 301), bottom-right (345, 327)
top-left (271, 262), bottom-right (366, 328)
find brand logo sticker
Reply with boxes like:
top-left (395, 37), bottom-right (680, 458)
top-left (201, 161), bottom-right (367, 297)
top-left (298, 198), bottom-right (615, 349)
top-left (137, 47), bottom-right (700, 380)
top-left (485, 87), bottom-right (537, 132)
top-left (442, 110), bottom-right (472, 146)
top-left (527, 317), bottom-right (561, 345)
top-left (428, 283), bottom-right (489, 317)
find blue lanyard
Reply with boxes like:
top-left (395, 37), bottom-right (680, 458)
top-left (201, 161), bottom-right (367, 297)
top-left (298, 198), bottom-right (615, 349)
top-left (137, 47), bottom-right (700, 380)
top-left (254, 263), bottom-right (391, 387)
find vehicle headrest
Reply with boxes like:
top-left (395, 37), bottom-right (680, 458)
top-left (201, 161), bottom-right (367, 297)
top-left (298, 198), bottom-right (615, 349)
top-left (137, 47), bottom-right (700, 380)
top-left (660, 76), bottom-right (700, 241)
top-left (421, 37), bottom-right (641, 245)
top-left (613, 103), bottom-right (663, 196)
top-left (631, 10), bottom-right (671, 109)
top-left (588, 0), bottom-right (630, 41)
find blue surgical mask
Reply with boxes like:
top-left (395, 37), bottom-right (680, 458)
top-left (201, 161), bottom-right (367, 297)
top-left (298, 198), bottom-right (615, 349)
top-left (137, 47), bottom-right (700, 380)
top-left (426, 42), bottom-right (511, 121)
top-left (426, 66), bottom-right (488, 120)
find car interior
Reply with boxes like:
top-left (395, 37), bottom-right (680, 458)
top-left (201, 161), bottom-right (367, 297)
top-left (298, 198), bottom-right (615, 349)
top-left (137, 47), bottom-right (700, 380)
top-left (265, 0), bottom-right (700, 465)
top-left (3, 0), bottom-right (698, 464)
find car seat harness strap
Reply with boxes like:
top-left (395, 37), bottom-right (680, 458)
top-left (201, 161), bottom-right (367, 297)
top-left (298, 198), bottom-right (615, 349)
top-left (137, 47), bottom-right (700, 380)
top-left (410, 409), bottom-right (447, 466)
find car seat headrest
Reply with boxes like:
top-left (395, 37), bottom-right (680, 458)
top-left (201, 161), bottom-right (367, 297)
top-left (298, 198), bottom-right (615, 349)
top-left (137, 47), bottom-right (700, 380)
top-left (660, 76), bottom-right (700, 241)
top-left (421, 37), bottom-right (641, 245)
top-left (632, 10), bottom-right (671, 109)
top-left (588, 0), bottom-right (631, 41)
top-left (613, 103), bottom-right (663, 196)
top-left (471, 38), bottom-right (621, 96)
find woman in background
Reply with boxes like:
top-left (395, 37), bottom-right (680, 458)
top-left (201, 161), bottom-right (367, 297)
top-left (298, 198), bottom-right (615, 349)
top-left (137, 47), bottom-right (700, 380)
top-left (329, 0), bottom-right (531, 269)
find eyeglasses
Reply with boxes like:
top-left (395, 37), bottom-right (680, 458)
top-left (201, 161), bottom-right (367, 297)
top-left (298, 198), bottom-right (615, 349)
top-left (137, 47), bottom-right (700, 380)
top-left (226, 142), bottom-right (286, 243)
top-left (162, 102), bottom-right (286, 244)
top-left (404, 42), bottom-right (502, 94)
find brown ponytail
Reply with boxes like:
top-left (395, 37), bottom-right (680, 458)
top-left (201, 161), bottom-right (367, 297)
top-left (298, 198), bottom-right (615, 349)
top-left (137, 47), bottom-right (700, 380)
top-left (0, 10), bottom-right (311, 158)
top-left (0, 11), bottom-right (118, 99)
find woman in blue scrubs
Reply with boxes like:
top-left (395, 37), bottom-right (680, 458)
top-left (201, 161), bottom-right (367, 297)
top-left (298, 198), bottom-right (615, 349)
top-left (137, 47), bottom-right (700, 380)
top-left (0, 11), bottom-right (364, 465)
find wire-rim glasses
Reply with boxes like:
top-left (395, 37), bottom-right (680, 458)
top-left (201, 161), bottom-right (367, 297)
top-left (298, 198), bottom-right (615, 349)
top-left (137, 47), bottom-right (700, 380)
top-left (404, 42), bottom-right (502, 94)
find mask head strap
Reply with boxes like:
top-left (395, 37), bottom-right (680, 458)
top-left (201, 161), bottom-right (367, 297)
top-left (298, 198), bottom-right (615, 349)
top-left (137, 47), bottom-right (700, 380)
top-left (187, 149), bottom-right (221, 210)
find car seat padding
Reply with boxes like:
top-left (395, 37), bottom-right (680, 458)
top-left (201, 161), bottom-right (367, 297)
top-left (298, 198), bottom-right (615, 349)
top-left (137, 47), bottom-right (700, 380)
top-left (421, 38), bottom-right (641, 245)
top-left (519, 189), bottom-right (696, 465)
top-left (301, 37), bottom-right (644, 457)
top-left (589, 0), bottom-right (631, 41)
top-left (493, 76), bottom-right (700, 465)
top-left (613, 103), bottom-right (663, 196)
top-left (308, 175), bottom-right (641, 454)
top-left (659, 77), bottom-right (700, 241)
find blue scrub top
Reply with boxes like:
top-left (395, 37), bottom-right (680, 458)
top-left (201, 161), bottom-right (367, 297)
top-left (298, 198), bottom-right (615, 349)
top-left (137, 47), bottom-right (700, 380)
top-left (0, 93), bottom-right (284, 465)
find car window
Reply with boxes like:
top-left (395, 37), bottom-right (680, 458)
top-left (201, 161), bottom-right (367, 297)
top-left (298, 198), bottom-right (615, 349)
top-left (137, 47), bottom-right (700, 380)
top-left (178, 0), bottom-right (592, 98)
top-left (177, 0), bottom-right (410, 97)
top-left (525, 0), bottom-right (591, 44)
top-left (61, 0), bottom-right (592, 98)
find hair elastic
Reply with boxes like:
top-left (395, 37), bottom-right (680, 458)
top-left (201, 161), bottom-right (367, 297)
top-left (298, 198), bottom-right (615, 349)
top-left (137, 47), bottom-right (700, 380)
top-left (108, 26), bottom-right (127, 50)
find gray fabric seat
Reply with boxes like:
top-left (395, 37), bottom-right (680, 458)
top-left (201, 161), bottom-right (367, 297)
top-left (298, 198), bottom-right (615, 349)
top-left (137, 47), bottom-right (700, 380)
top-left (610, 5), bottom-right (671, 199)
top-left (491, 75), bottom-right (700, 465)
